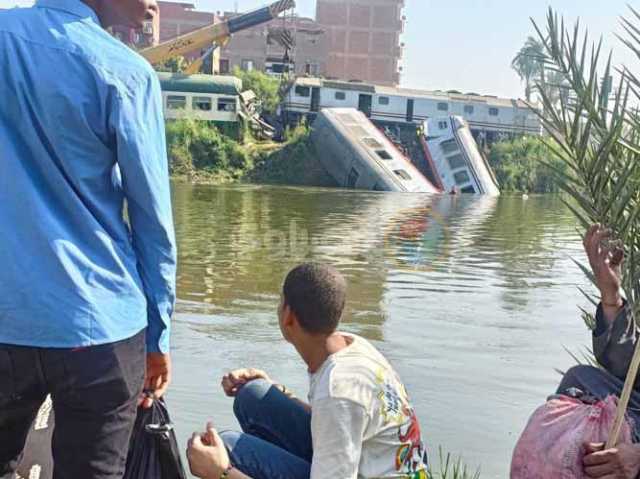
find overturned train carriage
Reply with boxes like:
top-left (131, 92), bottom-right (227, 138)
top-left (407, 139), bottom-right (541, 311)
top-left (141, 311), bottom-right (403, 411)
top-left (311, 108), bottom-right (439, 193)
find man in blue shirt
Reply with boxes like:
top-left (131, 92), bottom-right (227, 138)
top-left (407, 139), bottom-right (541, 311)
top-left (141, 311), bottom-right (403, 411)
top-left (0, 0), bottom-right (177, 477)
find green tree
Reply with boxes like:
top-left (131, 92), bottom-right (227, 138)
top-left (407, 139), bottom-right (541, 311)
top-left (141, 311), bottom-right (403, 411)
top-left (511, 37), bottom-right (545, 101)
top-left (154, 55), bottom-right (188, 73)
top-left (232, 67), bottom-right (281, 115)
top-left (488, 136), bottom-right (566, 193)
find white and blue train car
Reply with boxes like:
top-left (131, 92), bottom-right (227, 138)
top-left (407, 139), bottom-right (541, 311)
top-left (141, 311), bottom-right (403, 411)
top-left (282, 77), bottom-right (541, 139)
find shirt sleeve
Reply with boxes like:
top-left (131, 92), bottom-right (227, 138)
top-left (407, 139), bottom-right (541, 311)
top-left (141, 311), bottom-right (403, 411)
top-left (593, 301), bottom-right (638, 381)
top-left (310, 397), bottom-right (368, 479)
top-left (110, 70), bottom-right (177, 353)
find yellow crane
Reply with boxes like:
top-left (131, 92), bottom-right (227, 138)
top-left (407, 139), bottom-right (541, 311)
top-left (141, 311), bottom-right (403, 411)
top-left (140, 0), bottom-right (295, 73)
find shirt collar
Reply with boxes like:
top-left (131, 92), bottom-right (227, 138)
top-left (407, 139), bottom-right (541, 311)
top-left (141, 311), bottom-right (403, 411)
top-left (36, 0), bottom-right (101, 25)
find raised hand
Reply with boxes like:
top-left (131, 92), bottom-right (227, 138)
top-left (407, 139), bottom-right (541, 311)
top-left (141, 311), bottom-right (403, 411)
top-left (221, 368), bottom-right (271, 397)
top-left (583, 224), bottom-right (624, 306)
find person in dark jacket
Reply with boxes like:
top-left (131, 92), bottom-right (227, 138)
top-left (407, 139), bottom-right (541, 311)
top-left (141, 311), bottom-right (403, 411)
top-left (557, 225), bottom-right (640, 478)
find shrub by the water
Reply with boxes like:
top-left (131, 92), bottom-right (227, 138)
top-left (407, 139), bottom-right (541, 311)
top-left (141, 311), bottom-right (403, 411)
top-left (488, 136), bottom-right (566, 194)
top-left (166, 119), bottom-right (252, 181)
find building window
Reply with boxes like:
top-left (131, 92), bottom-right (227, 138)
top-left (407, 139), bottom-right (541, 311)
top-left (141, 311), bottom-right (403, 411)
top-left (347, 167), bottom-right (360, 188)
top-left (219, 59), bottom-right (230, 74)
top-left (461, 185), bottom-right (476, 193)
top-left (241, 59), bottom-right (254, 71)
top-left (218, 98), bottom-right (237, 112)
top-left (437, 102), bottom-right (449, 111)
top-left (305, 63), bottom-right (319, 75)
top-left (193, 96), bottom-right (212, 111)
top-left (335, 91), bottom-right (346, 101)
top-left (378, 96), bottom-right (390, 105)
top-left (438, 121), bottom-right (448, 130)
top-left (142, 21), bottom-right (154, 35)
top-left (376, 150), bottom-right (393, 160)
top-left (464, 105), bottom-right (474, 114)
top-left (447, 154), bottom-right (466, 170)
top-left (167, 95), bottom-right (186, 110)
top-left (454, 170), bottom-right (471, 185)
top-left (440, 139), bottom-right (459, 155)
top-left (489, 107), bottom-right (499, 116)
top-left (295, 86), bottom-right (311, 98)
top-left (394, 169), bottom-right (412, 181)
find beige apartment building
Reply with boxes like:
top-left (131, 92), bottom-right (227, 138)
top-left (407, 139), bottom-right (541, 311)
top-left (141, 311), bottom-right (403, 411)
top-left (316, 0), bottom-right (404, 86)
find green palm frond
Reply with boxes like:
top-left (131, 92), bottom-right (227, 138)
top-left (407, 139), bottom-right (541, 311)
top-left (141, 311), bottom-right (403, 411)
top-left (530, 7), bottom-right (640, 326)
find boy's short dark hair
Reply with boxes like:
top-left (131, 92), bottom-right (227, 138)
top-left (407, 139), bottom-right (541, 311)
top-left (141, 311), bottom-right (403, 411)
top-left (282, 263), bottom-right (347, 335)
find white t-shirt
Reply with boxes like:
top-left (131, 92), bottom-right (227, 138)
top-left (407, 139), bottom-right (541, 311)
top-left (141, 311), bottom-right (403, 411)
top-left (308, 333), bottom-right (428, 479)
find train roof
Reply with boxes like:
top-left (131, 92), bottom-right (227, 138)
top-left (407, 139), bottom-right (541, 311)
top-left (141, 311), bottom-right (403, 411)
top-left (291, 77), bottom-right (531, 108)
top-left (157, 72), bottom-right (242, 96)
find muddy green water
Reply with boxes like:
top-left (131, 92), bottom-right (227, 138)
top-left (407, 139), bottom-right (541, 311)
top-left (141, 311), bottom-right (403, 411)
top-left (166, 183), bottom-right (592, 478)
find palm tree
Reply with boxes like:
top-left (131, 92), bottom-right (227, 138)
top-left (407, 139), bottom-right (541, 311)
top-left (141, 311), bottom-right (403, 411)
top-left (511, 36), bottom-right (546, 101)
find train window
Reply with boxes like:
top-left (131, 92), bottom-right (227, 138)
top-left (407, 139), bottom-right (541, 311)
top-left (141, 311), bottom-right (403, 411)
top-left (376, 150), bottom-right (393, 160)
top-left (167, 95), bottom-right (186, 110)
top-left (335, 91), bottom-right (346, 101)
top-left (373, 183), bottom-right (387, 192)
top-left (193, 96), bottom-right (212, 111)
top-left (378, 96), bottom-right (390, 105)
top-left (295, 86), bottom-right (311, 97)
top-left (447, 154), bottom-right (466, 170)
top-left (337, 113), bottom-right (358, 125)
top-left (438, 121), bottom-right (448, 130)
top-left (349, 126), bottom-right (369, 137)
top-left (218, 98), bottom-right (237, 112)
top-left (489, 107), bottom-right (499, 116)
top-left (454, 170), bottom-right (471, 185)
top-left (362, 138), bottom-right (384, 149)
top-left (440, 139), bottom-right (459, 155)
top-left (437, 102), bottom-right (449, 111)
top-left (394, 169), bottom-right (412, 181)
top-left (464, 105), bottom-right (474, 114)
top-left (347, 167), bottom-right (360, 188)
top-left (461, 186), bottom-right (476, 193)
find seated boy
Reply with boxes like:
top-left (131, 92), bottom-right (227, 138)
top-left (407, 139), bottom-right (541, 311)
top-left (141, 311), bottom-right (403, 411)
top-left (187, 263), bottom-right (428, 479)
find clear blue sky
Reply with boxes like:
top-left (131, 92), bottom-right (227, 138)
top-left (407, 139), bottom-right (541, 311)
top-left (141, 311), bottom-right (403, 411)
top-left (2, 0), bottom-right (636, 99)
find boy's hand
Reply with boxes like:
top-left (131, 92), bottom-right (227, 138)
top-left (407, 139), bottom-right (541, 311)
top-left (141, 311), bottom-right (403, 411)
top-left (187, 423), bottom-right (230, 479)
top-left (221, 368), bottom-right (271, 397)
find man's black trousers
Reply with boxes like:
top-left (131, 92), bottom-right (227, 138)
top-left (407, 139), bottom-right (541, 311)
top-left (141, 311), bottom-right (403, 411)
top-left (0, 330), bottom-right (145, 479)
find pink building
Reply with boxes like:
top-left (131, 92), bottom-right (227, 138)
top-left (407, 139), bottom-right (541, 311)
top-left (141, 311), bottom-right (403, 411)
top-left (158, 1), bottom-right (217, 43)
top-left (316, 0), bottom-right (405, 86)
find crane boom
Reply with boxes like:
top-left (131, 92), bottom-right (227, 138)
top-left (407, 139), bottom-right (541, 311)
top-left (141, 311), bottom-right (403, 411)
top-left (140, 0), bottom-right (295, 65)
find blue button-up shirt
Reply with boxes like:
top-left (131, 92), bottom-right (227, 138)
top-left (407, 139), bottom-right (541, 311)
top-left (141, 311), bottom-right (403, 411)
top-left (0, 0), bottom-right (177, 353)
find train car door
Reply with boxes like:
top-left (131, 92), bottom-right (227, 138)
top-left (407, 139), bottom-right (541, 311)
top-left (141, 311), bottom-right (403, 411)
top-left (358, 94), bottom-right (373, 117)
top-left (311, 87), bottom-right (321, 112)
top-left (406, 99), bottom-right (415, 122)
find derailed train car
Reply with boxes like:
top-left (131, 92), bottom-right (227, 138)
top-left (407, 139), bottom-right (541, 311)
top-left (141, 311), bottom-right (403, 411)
top-left (310, 108), bottom-right (439, 193)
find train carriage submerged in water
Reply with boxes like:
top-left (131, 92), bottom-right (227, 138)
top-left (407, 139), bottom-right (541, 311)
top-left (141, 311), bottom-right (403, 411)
top-left (421, 116), bottom-right (500, 196)
top-left (311, 108), bottom-right (439, 193)
top-left (283, 77), bottom-right (541, 141)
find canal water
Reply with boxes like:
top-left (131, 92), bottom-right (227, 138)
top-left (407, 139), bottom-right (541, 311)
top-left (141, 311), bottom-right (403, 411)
top-left (167, 183), bottom-right (592, 478)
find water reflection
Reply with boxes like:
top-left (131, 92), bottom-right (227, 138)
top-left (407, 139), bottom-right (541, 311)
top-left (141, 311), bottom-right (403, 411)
top-left (169, 184), bottom-right (589, 478)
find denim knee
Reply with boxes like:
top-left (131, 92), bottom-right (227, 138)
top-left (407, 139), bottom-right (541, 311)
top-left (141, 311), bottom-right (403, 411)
top-left (233, 379), bottom-right (273, 423)
top-left (220, 430), bottom-right (242, 452)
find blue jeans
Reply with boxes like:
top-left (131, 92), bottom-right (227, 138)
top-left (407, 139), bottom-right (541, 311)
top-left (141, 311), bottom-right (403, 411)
top-left (220, 379), bottom-right (312, 479)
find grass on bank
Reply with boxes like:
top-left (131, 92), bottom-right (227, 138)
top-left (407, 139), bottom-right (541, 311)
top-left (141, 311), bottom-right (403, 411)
top-left (166, 119), bottom-right (335, 187)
